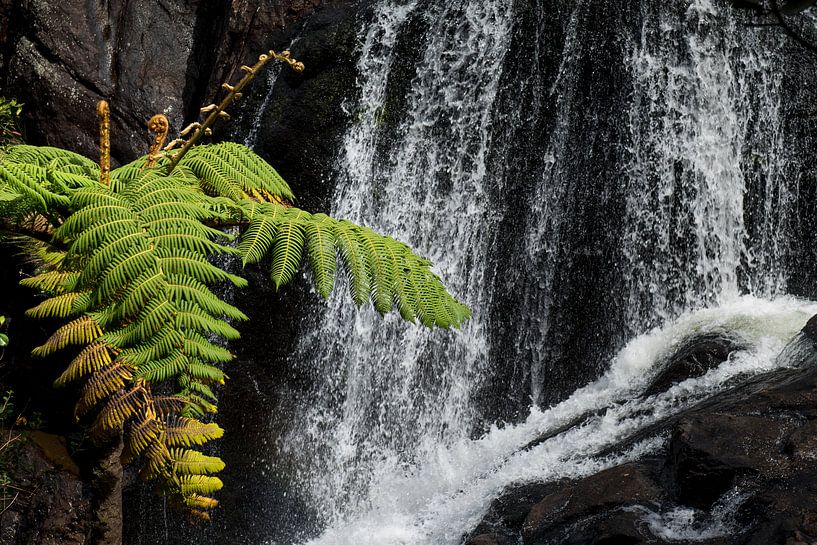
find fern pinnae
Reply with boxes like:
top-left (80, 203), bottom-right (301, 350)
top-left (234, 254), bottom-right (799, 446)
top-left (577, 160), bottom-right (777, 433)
top-left (95, 248), bottom-right (160, 302)
top-left (19, 270), bottom-right (79, 293)
top-left (137, 352), bottom-right (189, 382)
top-left (54, 342), bottom-right (114, 386)
top-left (304, 214), bottom-right (337, 299)
top-left (170, 449), bottom-right (225, 475)
top-left (25, 291), bottom-right (87, 319)
top-left (76, 363), bottom-right (135, 417)
top-left (269, 214), bottom-right (308, 289)
top-left (32, 315), bottom-right (103, 357)
top-left (333, 221), bottom-right (371, 306)
top-left (164, 275), bottom-right (248, 321)
top-left (157, 247), bottom-right (248, 288)
top-left (237, 213), bottom-right (278, 266)
top-left (174, 301), bottom-right (240, 340)
top-left (92, 386), bottom-right (146, 433)
top-left (68, 218), bottom-right (143, 257)
top-left (164, 416), bottom-right (224, 447)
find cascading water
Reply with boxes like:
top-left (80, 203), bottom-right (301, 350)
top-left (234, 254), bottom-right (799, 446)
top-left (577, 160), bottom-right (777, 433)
top-left (284, 0), bottom-right (512, 524)
top-left (624, 0), bottom-right (789, 327)
top-left (270, 1), bottom-right (808, 544)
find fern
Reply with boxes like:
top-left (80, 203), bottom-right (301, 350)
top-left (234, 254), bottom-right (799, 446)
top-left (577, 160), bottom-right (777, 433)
top-left (3, 105), bottom-right (469, 518)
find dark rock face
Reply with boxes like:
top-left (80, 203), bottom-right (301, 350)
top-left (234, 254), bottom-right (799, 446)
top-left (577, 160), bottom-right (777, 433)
top-left (0, 431), bottom-right (93, 545)
top-left (645, 335), bottom-right (741, 397)
top-left (467, 365), bottom-right (817, 545)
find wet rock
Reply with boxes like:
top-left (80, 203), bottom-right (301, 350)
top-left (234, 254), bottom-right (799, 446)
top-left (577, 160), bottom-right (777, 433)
top-left (645, 335), bottom-right (740, 396)
top-left (469, 366), bottom-right (817, 545)
top-left (522, 463), bottom-right (662, 545)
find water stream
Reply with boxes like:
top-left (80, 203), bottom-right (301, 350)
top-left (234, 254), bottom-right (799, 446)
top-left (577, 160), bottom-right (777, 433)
top-left (272, 1), bottom-right (805, 543)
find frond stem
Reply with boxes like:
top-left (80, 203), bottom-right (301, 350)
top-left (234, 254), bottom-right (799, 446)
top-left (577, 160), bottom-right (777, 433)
top-left (166, 51), bottom-right (304, 174)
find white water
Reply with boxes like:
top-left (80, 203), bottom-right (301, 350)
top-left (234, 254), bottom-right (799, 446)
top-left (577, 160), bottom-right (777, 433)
top-left (624, 0), bottom-right (788, 326)
top-left (304, 297), bottom-right (817, 545)
top-left (285, 0), bottom-right (513, 523)
top-left (271, 1), bottom-right (803, 544)
top-left (639, 488), bottom-right (749, 542)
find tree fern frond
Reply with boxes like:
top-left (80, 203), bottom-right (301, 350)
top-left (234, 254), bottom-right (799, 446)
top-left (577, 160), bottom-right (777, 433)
top-left (333, 221), bottom-right (371, 306)
top-left (54, 342), bottom-right (114, 386)
top-left (19, 271), bottom-right (79, 293)
top-left (163, 416), bottom-right (224, 447)
top-left (177, 475), bottom-right (223, 496)
top-left (153, 397), bottom-right (190, 419)
top-left (304, 214), bottom-right (337, 299)
top-left (182, 331), bottom-right (234, 363)
top-left (103, 299), bottom-right (176, 347)
top-left (156, 247), bottom-right (247, 288)
top-left (269, 213), bottom-right (308, 289)
top-left (183, 494), bottom-right (219, 510)
top-left (170, 449), bottom-right (225, 475)
top-left (32, 315), bottom-right (102, 356)
top-left (124, 409), bottom-right (162, 461)
top-left (116, 326), bottom-right (184, 363)
top-left (136, 352), bottom-right (188, 382)
top-left (25, 291), bottom-right (88, 319)
top-left (237, 212), bottom-right (278, 265)
top-left (164, 275), bottom-right (248, 321)
top-left (93, 248), bottom-right (159, 303)
top-left (112, 269), bottom-right (166, 320)
top-left (174, 302), bottom-right (240, 340)
top-left (182, 156), bottom-right (244, 200)
top-left (92, 385), bottom-right (145, 433)
top-left (184, 360), bottom-right (227, 384)
top-left (151, 231), bottom-right (239, 256)
top-left (76, 363), bottom-right (135, 417)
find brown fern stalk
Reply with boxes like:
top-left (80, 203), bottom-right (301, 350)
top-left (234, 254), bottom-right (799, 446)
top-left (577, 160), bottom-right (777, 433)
top-left (166, 50), bottom-right (304, 174)
top-left (97, 100), bottom-right (111, 187)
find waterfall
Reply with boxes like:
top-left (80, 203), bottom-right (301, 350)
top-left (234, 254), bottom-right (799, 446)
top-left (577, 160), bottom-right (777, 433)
top-left (272, 0), bottom-right (803, 543)
top-left (284, 0), bottom-right (513, 524)
top-left (623, 0), bottom-right (789, 327)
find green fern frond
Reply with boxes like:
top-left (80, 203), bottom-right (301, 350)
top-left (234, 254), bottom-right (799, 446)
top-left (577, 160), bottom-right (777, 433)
top-left (237, 211), bottom-right (278, 265)
top-left (116, 326), bottom-right (184, 363)
top-left (185, 360), bottom-right (227, 384)
top-left (333, 220), bottom-right (371, 306)
top-left (304, 214), bottom-right (337, 299)
top-left (269, 212), bottom-right (309, 289)
top-left (157, 247), bottom-right (247, 288)
top-left (170, 449), bottom-right (225, 475)
top-left (164, 416), bottom-right (224, 447)
top-left (182, 331), bottom-right (234, 363)
top-left (164, 275), bottom-right (248, 321)
top-left (136, 352), bottom-right (188, 382)
top-left (174, 301), bottom-right (240, 340)
top-left (177, 475), bottom-right (223, 496)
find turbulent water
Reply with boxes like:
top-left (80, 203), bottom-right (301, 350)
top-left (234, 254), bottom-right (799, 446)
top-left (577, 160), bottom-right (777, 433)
top-left (273, 1), bottom-right (806, 544)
